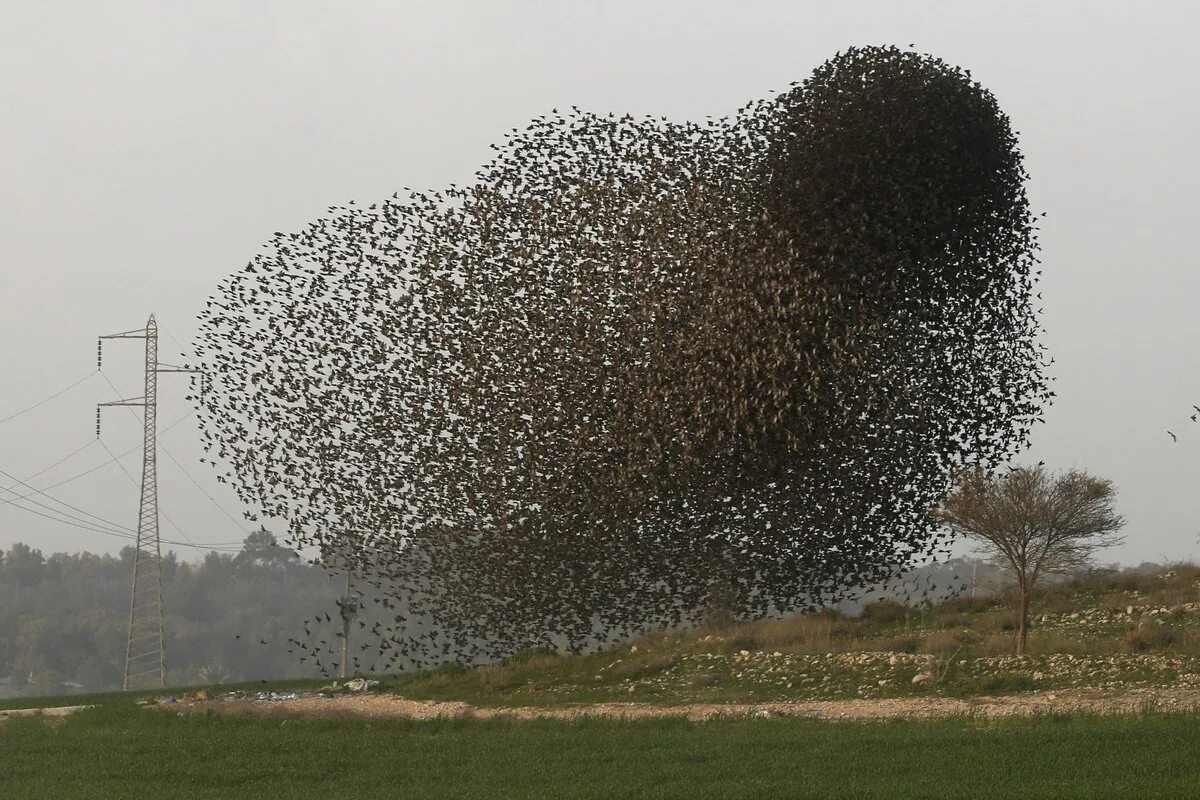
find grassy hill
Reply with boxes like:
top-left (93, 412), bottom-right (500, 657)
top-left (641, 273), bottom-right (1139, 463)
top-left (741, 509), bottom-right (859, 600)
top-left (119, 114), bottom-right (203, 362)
top-left (376, 563), bottom-right (1200, 707)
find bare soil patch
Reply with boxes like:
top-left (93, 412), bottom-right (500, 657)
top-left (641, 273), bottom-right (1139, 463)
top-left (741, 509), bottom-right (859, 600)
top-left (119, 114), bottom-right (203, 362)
top-left (0, 705), bottom-right (93, 720)
top-left (176, 686), bottom-right (1200, 722)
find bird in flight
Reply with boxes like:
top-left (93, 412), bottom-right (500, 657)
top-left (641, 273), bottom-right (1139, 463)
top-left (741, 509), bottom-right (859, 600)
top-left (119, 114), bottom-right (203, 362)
top-left (1168, 430), bottom-right (1178, 443)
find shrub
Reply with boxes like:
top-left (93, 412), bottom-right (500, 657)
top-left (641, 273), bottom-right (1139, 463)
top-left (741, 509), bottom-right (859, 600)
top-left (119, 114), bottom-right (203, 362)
top-left (859, 600), bottom-right (908, 624)
top-left (919, 630), bottom-right (963, 656)
top-left (1111, 572), bottom-right (1161, 594)
top-left (976, 610), bottom-right (1016, 634)
top-left (933, 612), bottom-right (970, 630)
top-left (978, 633), bottom-right (1018, 656)
top-left (882, 635), bottom-right (921, 653)
top-left (507, 646), bottom-right (560, 664)
top-left (736, 613), bottom-right (856, 653)
top-left (1125, 623), bottom-right (1177, 653)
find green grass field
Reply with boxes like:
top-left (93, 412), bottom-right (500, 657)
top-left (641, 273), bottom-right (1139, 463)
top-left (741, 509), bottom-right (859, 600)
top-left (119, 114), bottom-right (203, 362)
top-left (8, 567), bottom-right (1200, 798)
top-left (4, 702), bottom-right (1200, 799)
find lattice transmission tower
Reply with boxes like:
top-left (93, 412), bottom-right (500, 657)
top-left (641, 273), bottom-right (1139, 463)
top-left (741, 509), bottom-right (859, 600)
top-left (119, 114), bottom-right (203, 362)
top-left (97, 314), bottom-right (199, 690)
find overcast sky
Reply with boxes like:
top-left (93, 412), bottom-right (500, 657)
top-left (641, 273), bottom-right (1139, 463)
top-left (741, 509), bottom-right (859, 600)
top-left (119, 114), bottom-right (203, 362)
top-left (2, 1), bottom-right (1197, 566)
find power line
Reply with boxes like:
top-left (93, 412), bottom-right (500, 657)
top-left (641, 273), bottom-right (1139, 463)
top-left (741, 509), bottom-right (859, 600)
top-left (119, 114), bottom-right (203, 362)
top-left (22, 438), bottom-right (98, 483)
top-left (0, 468), bottom-right (138, 535)
top-left (0, 414), bottom-right (191, 504)
top-left (0, 489), bottom-right (241, 552)
top-left (0, 461), bottom-right (242, 552)
top-left (0, 370), bottom-right (98, 427)
top-left (0, 495), bottom-right (144, 541)
top-left (160, 326), bottom-right (190, 363)
top-left (96, 437), bottom-right (243, 553)
top-left (159, 443), bottom-right (252, 536)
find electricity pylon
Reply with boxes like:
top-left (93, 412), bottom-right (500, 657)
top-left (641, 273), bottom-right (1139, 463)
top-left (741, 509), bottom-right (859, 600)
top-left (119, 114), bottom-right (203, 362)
top-left (97, 314), bottom-right (198, 691)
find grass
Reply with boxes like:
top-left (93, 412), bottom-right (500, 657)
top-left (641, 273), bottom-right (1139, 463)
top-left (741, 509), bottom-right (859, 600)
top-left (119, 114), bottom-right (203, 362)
top-left (5, 702), bottom-right (1200, 799)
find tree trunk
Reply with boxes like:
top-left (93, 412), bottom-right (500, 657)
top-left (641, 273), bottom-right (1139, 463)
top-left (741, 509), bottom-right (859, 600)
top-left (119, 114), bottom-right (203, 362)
top-left (1015, 586), bottom-right (1030, 655)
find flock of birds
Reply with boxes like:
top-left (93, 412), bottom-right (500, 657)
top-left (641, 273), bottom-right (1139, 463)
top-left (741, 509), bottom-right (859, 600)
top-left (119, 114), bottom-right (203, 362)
top-left (194, 46), bottom-right (1051, 674)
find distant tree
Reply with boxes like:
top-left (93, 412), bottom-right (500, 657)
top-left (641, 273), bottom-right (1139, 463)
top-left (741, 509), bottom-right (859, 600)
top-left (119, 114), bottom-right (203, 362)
top-left (935, 466), bottom-right (1125, 653)
top-left (235, 529), bottom-right (299, 571)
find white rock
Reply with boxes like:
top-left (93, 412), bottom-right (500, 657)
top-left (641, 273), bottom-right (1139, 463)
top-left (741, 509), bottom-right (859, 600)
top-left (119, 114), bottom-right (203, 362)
top-left (912, 673), bottom-right (932, 684)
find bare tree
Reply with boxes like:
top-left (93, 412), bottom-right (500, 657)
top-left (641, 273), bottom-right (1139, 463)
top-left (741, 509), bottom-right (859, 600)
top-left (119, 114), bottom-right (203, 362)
top-left (935, 466), bottom-right (1125, 653)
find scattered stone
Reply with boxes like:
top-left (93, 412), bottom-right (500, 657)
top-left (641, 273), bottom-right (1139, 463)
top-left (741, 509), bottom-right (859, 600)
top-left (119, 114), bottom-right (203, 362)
top-left (345, 678), bottom-right (380, 693)
top-left (912, 673), bottom-right (932, 685)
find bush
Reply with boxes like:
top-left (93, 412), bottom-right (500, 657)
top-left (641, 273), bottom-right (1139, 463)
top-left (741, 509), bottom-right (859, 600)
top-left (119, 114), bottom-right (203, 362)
top-left (1125, 623), bottom-right (1177, 653)
top-left (1112, 572), bottom-right (1161, 594)
top-left (978, 633), bottom-right (1017, 656)
top-left (882, 635), bottom-right (921, 653)
top-left (507, 646), bottom-right (560, 664)
top-left (919, 630), bottom-right (963, 656)
top-left (859, 600), bottom-right (908, 624)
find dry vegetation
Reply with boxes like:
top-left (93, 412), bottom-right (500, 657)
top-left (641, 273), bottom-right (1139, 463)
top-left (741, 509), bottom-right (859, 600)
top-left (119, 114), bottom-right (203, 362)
top-left (383, 564), bottom-right (1200, 706)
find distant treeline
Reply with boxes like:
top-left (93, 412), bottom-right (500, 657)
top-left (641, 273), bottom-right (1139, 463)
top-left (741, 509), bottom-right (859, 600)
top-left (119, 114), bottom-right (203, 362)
top-left (0, 533), bottom-right (398, 699)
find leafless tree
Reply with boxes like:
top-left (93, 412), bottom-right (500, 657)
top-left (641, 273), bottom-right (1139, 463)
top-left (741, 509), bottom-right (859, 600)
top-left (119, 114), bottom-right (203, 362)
top-left (935, 466), bottom-right (1124, 653)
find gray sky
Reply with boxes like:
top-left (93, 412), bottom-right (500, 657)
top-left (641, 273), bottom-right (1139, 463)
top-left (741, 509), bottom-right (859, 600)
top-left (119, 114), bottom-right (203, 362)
top-left (2, 1), bottom-right (1197, 566)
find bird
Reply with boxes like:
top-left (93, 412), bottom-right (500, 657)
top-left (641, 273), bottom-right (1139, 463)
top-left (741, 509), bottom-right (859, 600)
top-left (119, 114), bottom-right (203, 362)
top-left (1169, 430), bottom-right (1178, 443)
